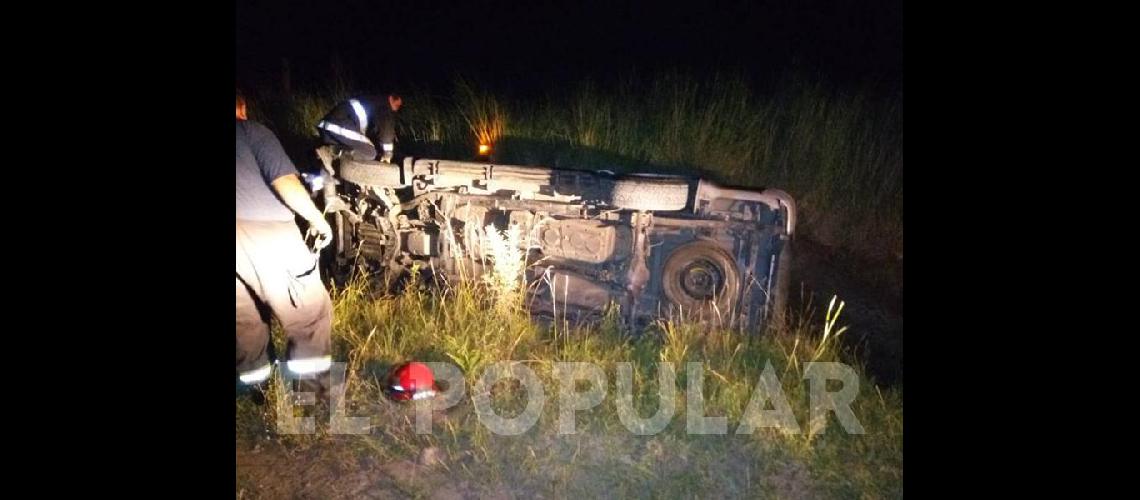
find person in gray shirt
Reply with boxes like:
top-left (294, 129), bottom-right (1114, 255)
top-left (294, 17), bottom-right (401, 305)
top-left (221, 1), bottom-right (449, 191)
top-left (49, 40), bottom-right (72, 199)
top-left (235, 89), bottom-right (335, 395)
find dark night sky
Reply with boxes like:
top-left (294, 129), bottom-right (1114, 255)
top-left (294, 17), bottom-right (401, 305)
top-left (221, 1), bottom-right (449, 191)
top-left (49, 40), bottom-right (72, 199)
top-left (236, 0), bottom-right (902, 93)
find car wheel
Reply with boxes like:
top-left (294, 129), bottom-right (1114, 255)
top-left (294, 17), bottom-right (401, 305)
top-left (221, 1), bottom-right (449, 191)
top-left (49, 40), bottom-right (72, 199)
top-left (661, 240), bottom-right (742, 320)
top-left (339, 159), bottom-right (402, 187)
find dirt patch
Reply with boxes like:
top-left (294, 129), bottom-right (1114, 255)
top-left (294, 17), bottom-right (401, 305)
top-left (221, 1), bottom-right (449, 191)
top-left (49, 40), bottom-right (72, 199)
top-left (236, 438), bottom-right (483, 499)
top-left (236, 431), bottom-right (820, 499)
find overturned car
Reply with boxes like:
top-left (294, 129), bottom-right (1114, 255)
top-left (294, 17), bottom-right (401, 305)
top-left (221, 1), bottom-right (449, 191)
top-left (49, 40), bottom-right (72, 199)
top-left (312, 149), bottom-right (796, 331)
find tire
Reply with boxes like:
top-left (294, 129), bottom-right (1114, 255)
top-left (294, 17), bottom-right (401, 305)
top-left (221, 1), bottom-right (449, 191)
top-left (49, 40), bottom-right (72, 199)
top-left (339, 159), bottom-right (402, 187)
top-left (661, 241), bottom-right (742, 319)
top-left (605, 175), bottom-right (690, 211)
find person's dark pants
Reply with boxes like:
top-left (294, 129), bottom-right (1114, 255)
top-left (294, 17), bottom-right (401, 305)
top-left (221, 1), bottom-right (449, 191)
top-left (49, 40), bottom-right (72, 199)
top-left (319, 129), bottom-right (377, 161)
top-left (236, 220), bottom-right (332, 384)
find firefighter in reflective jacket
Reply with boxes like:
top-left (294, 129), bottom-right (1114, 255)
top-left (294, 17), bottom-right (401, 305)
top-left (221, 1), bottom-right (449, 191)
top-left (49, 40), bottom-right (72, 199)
top-left (316, 93), bottom-right (403, 163)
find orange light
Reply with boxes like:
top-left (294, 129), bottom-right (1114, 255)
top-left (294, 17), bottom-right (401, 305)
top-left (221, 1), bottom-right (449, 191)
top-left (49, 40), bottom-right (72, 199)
top-left (478, 144), bottom-right (491, 155)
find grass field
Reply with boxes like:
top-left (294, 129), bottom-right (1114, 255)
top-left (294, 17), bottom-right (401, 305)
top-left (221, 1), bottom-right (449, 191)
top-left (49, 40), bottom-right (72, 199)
top-left (248, 71), bottom-right (903, 261)
top-left (237, 71), bottom-right (903, 498)
top-left (237, 267), bottom-right (903, 498)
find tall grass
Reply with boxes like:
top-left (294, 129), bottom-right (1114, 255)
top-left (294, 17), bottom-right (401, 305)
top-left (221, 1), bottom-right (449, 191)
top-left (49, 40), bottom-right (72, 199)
top-left (252, 71), bottom-right (901, 259)
top-left (238, 72), bottom-right (903, 496)
top-left (506, 72), bottom-right (903, 258)
top-left (454, 79), bottom-right (509, 148)
top-left (238, 226), bottom-right (903, 498)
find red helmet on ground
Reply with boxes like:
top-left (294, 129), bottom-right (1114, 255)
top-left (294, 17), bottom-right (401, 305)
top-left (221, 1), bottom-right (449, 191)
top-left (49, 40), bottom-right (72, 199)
top-left (385, 362), bottom-right (437, 401)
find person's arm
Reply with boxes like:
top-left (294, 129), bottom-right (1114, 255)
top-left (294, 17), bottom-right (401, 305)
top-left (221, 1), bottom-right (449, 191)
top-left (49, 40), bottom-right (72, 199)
top-left (248, 122), bottom-right (333, 246)
top-left (271, 174), bottom-right (332, 248)
top-left (271, 174), bottom-right (326, 226)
